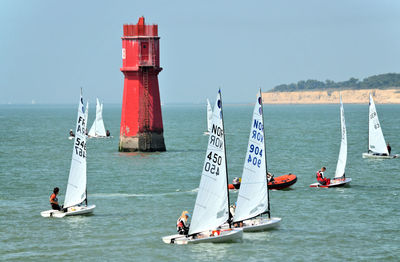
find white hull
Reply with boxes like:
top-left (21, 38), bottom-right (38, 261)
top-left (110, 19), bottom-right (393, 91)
top-left (41, 204), bottom-right (95, 218)
top-left (362, 153), bottom-right (398, 159)
top-left (68, 136), bottom-right (74, 140)
top-left (241, 217), bottom-right (281, 232)
top-left (310, 178), bottom-right (351, 188)
top-left (162, 228), bottom-right (243, 245)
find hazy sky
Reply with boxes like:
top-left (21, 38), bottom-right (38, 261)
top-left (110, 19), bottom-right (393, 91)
top-left (1, 0), bottom-right (399, 104)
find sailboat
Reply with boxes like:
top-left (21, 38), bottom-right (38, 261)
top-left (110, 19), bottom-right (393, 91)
top-left (88, 98), bottom-right (108, 138)
top-left (41, 90), bottom-right (96, 217)
top-left (230, 90), bottom-right (281, 231)
top-left (362, 94), bottom-right (398, 159)
top-left (162, 90), bottom-right (243, 244)
top-left (204, 98), bottom-right (213, 135)
top-left (310, 96), bottom-right (352, 188)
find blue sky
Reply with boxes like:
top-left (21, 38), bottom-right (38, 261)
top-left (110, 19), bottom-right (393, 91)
top-left (1, 0), bottom-right (399, 104)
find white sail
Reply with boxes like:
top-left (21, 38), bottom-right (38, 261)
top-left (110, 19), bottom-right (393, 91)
top-left (368, 94), bottom-right (388, 155)
top-left (334, 96), bottom-right (347, 178)
top-left (207, 98), bottom-right (213, 133)
top-left (64, 91), bottom-right (87, 208)
top-left (189, 90), bottom-right (229, 235)
top-left (85, 101), bottom-right (89, 130)
top-left (88, 98), bottom-right (106, 137)
top-left (234, 91), bottom-right (269, 222)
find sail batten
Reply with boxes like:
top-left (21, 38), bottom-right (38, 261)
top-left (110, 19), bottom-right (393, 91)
top-left (368, 94), bottom-right (388, 155)
top-left (189, 91), bottom-right (229, 235)
top-left (233, 91), bottom-right (269, 222)
top-left (64, 91), bottom-right (87, 208)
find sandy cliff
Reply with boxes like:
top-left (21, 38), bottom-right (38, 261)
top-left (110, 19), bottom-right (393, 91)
top-left (262, 89), bottom-right (400, 104)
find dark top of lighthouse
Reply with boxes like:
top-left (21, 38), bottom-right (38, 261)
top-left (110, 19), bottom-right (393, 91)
top-left (123, 17), bottom-right (158, 37)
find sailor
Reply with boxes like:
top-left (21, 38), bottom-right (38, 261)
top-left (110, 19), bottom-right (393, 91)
top-left (50, 187), bottom-right (62, 210)
top-left (176, 211), bottom-right (190, 235)
top-left (387, 143), bottom-right (391, 155)
top-left (106, 130), bottom-right (111, 137)
top-left (69, 129), bottom-right (75, 137)
top-left (267, 172), bottom-right (275, 182)
top-left (316, 167), bottom-right (330, 186)
top-left (50, 187), bottom-right (67, 212)
top-left (232, 177), bottom-right (241, 189)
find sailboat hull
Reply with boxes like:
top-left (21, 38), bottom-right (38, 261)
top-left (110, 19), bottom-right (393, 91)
top-left (162, 228), bottom-right (243, 245)
top-left (362, 153), bottom-right (398, 159)
top-left (41, 205), bottom-right (95, 218)
top-left (241, 217), bottom-right (281, 232)
top-left (310, 178), bottom-right (351, 188)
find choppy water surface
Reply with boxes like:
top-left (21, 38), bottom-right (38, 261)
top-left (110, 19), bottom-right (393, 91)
top-left (1, 103), bottom-right (399, 261)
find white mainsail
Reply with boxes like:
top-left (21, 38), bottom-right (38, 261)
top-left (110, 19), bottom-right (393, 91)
top-left (206, 98), bottom-right (213, 133)
top-left (368, 94), bottom-right (388, 155)
top-left (334, 96), bottom-right (347, 178)
top-left (64, 91), bottom-right (87, 208)
top-left (88, 98), bottom-right (106, 137)
top-left (85, 101), bottom-right (89, 130)
top-left (234, 91), bottom-right (269, 222)
top-left (189, 90), bottom-right (229, 235)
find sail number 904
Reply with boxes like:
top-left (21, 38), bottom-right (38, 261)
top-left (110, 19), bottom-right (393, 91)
top-left (205, 152), bottom-right (222, 175)
top-left (247, 144), bottom-right (263, 167)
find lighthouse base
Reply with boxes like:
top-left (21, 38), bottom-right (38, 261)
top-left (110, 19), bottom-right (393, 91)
top-left (119, 132), bottom-right (166, 152)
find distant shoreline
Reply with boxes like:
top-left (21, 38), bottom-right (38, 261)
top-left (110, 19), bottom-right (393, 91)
top-left (262, 89), bottom-right (400, 104)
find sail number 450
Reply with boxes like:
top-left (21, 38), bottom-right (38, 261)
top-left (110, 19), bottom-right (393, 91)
top-left (205, 152), bottom-right (222, 175)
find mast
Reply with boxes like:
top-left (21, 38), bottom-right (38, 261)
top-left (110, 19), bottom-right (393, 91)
top-left (219, 89), bottom-right (232, 227)
top-left (259, 88), bottom-right (271, 218)
top-left (368, 93), bottom-right (371, 153)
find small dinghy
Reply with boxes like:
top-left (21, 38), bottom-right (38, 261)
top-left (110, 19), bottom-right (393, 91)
top-left (88, 98), bottom-right (110, 138)
top-left (203, 98), bottom-right (213, 135)
top-left (362, 94), bottom-right (398, 159)
top-left (162, 90), bottom-right (243, 244)
top-left (229, 173), bottom-right (297, 190)
top-left (42, 90), bottom-right (95, 217)
top-left (226, 90), bottom-right (281, 232)
top-left (310, 96), bottom-right (351, 188)
top-left (268, 174), bottom-right (297, 190)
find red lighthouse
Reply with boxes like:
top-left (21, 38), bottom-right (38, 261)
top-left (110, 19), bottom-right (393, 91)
top-left (119, 17), bottom-right (166, 152)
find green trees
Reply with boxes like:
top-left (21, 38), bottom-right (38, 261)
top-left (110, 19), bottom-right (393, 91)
top-left (270, 73), bottom-right (400, 92)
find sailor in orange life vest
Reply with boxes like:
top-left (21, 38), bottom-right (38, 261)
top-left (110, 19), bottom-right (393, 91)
top-left (316, 167), bottom-right (330, 186)
top-left (176, 211), bottom-right (190, 235)
top-left (50, 187), bottom-right (67, 212)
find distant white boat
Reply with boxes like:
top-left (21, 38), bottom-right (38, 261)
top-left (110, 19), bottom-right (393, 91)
top-left (230, 90), bottom-right (281, 231)
top-left (362, 94), bottom-right (398, 159)
top-left (205, 98), bottom-right (213, 135)
top-left (88, 98), bottom-right (108, 138)
top-left (162, 90), bottom-right (243, 244)
top-left (310, 96), bottom-right (352, 188)
top-left (41, 89), bottom-right (95, 218)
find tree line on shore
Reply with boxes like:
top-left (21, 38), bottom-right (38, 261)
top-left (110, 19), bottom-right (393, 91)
top-left (270, 73), bottom-right (400, 92)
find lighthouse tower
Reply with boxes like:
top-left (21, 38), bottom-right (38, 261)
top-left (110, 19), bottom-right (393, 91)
top-left (119, 17), bottom-right (166, 152)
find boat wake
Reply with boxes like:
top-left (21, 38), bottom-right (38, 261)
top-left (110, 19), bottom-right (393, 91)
top-left (91, 189), bottom-right (198, 198)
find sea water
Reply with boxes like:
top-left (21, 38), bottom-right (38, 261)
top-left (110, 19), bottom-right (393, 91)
top-left (0, 103), bottom-right (399, 261)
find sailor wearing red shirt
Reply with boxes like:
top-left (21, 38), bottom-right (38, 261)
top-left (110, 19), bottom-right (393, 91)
top-left (316, 167), bottom-right (330, 186)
